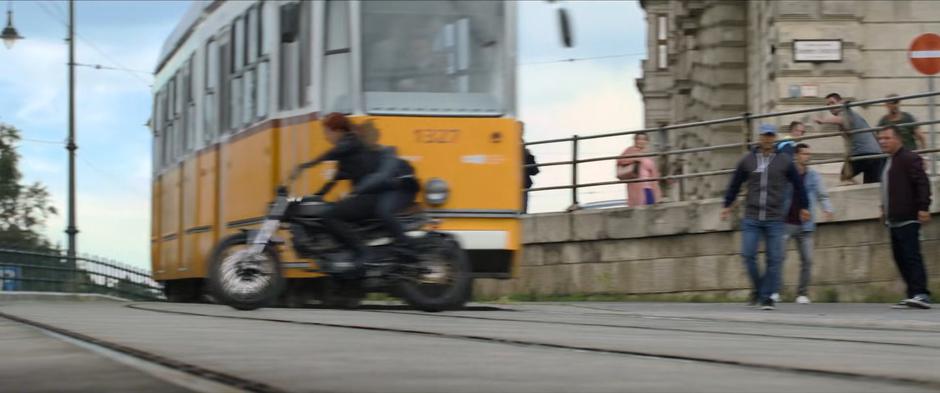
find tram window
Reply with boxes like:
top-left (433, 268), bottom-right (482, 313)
top-left (323, 0), bottom-right (351, 113)
top-left (361, 1), bottom-right (504, 115)
top-left (247, 7), bottom-right (258, 64)
top-left (231, 76), bottom-right (242, 130)
top-left (161, 86), bottom-right (172, 166)
top-left (219, 38), bottom-right (231, 132)
top-left (243, 69), bottom-right (255, 125)
top-left (234, 16), bottom-right (244, 72)
top-left (279, 2), bottom-right (300, 110)
top-left (184, 58), bottom-right (196, 152)
top-left (257, 60), bottom-right (269, 118)
top-left (176, 71), bottom-right (186, 157)
top-left (153, 90), bottom-right (164, 168)
top-left (204, 39), bottom-right (219, 143)
top-left (260, 2), bottom-right (270, 56)
top-left (299, 0), bottom-right (311, 107)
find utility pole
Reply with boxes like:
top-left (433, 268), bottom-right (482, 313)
top-left (66, 0), bottom-right (79, 262)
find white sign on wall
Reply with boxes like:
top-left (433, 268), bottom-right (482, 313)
top-left (793, 40), bottom-right (843, 62)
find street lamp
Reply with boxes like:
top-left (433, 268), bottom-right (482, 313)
top-left (1, 3), bottom-right (23, 49)
top-left (4, 1), bottom-right (79, 263)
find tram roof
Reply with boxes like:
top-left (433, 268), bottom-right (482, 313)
top-left (155, 0), bottom-right (215, 74)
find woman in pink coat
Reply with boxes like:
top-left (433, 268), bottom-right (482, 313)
top-left (616, 132), bottom-right (661, 207)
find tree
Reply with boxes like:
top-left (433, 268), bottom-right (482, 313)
top-left (0, 123), bottom-right (57, 251)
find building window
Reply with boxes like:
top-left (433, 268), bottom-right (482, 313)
top-left (656, 15), bottom-right (668, 70)
top-left (657, 15), bottom-right (667, 41)
top-left (658, 44), bottom-right (667, 69)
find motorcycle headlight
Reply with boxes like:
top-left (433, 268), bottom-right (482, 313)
top-left (424, 178), bottom-right (449, 206)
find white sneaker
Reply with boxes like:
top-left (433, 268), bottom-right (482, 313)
top-left (796, 295), bottom-right (811, 304)
top-left (770, 293), bottom-right (781, 302)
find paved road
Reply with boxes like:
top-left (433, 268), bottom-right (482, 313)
top-left (2, 298), bottom-right (939, 393)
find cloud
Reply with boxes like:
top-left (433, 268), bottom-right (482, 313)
top-left (41, 190), bottom-right (151, 268)
top-left (7, 1), bottom-right (648, 266)
top-left (519, 60), bottom-right (644, 213)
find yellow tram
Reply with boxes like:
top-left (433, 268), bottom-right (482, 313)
top-left (151, 0), bottom-right (521, 302)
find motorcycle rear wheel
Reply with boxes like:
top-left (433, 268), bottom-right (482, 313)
top-left (398, 235), bottom-right (472, 312)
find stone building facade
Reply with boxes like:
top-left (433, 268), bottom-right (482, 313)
top-left (637, 0), bottom-right (940, 200)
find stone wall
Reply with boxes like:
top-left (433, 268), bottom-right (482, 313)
top-left (475, 182), bottom-right (940, 302)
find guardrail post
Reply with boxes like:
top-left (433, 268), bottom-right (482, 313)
top-left (571, 134), bottom-right (579, 207)
top-left (741, 112), bottom-right (752, 153)
top-left (658, 125), bottom-right (671, 201)
top-left (928, 77), bottom-right (936, 175)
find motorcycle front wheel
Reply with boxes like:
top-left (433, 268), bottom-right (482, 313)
top-left (207, 233), bottom-right (285, 310)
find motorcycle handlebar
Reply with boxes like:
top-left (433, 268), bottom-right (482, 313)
top-left (277, 164), bottom-right (307, 195)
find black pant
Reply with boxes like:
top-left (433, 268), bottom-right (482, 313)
top-left (376, 189), bottom-right (417, 245)
top-left (890, 223), bottom-right (930, 298)
top-left (322, 194), bottom-right (379, 257)
top-left (522, 190), bottom-right (529, 214)
top-left (848, 155), bottom-right (885, 184)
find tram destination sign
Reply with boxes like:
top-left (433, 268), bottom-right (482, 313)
top-left (793, 40), bottom-right (843, 62)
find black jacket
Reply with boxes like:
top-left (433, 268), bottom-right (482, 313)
top-left (355, 146), bottom-right (418, 194)
top-left (883, 147), bottom-right (931, 222)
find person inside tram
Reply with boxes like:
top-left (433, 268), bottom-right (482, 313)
top-left (291, 113), bottom-right (419, 274)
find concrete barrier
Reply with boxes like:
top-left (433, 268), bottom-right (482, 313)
top-left (476, 181), bottom-right (940, 302)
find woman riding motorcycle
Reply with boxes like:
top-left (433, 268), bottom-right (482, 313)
top-left (292, 113), bottom-right (419, 274)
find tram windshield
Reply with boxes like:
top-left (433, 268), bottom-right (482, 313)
top-left (362, 0), bottom-right (505, 115)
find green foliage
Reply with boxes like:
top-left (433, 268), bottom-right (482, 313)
top-left (0, 123), bottom-right (57, 251)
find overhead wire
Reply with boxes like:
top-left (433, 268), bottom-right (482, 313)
top-left (76, 152), bottom-right (150, 198)
top-left (34, 1), bottom-right (153, 86)
top-left (519, 51), bottom-right (647, 66)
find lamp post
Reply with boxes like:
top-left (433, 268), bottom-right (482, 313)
top-left (1, 2), bottom-right (23, 49)
top-left (3, 1), bottom-right (79, 263)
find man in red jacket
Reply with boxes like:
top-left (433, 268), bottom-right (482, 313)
top-left (877, 125), bottom-right (932, 309)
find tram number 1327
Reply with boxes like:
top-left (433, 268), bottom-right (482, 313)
top-left (414, 129), bottom-right (460, 144)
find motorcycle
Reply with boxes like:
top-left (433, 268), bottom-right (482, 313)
top-left (206, 166), bottom-right (472, 312)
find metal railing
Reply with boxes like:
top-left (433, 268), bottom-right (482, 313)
top-left (0, 248), bottom-right (163, 301)
top-left (525, 91), bottom-right (940, 207)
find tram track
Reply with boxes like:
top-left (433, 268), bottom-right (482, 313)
top-left (0, 310), bottom-right (287, 393)
top-left (553, 303), bottom-right (940, 333)
top-left (124, 303), bottom-right (940, 390)
top-left (364, 308), bottom-right (940, 350)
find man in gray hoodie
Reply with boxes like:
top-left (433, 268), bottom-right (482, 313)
top-left (722, 124), bottom-right (810, 310)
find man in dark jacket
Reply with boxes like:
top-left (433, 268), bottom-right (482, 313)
top-left (877, 125), bottom-right (932, 309)
top-left (722, 125), bottom-right (810, 310)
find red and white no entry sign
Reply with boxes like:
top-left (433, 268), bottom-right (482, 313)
top-left (910, 33), bottom-right (940, 75)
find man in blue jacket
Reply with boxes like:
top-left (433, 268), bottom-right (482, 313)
top-left (722, 125), bottom-right (810, 310)
top-left (782, 143), bottom-right (834, 304)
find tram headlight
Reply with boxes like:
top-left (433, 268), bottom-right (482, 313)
top-left (424, 178), bottom-right (449, 206)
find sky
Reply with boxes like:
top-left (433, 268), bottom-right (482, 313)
top-left (0, 0), bottom-right (646, 269)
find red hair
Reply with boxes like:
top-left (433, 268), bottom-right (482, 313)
top-left (322, 112), bottom-right (352, 132)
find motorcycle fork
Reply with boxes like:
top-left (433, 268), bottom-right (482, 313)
top-left (248, 197), bottom-right (290, 254)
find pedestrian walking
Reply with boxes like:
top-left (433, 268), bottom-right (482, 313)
top-left (782, 143), bottom-right (834, 304)
top-left (616, 132), bottom-right (661, 206)
top-left (721, 125), bottom-right (810, 310)
top-left (817, 93), bottom-right (884, 184)
top-left (878, 94), bottom-right (925, 151)
top-left (877, 125), bottom-right (932, 309)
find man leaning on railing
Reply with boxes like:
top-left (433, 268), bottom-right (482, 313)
top-left (817, 93), bottom-right (884, 184)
